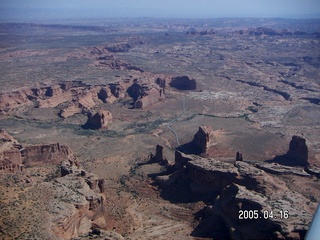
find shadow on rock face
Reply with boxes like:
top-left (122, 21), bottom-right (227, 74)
top-left (169, 76), bottom-right (197, 90)
top-left (191, 208), bottom-right (231, 240)
top-left (176, 142), bottom-right (202, 155)
top-left (266, 135), bottom-right (309, 167)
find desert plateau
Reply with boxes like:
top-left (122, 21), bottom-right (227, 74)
top-left (0, 17), bottom-right (320, 240)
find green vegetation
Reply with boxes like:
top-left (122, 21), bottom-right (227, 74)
top-left (125, 117), bottom-right (168, 134)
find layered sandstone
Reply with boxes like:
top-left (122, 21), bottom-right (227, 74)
top-left (0, 130), bottom-right (75, 170)
top-left (0, 78), bottom-right (169, 118)
top-left (0, 130), bottom-right (23, 173)
top-left (21, 143), bottom-right (74, 167)
top-left (127, 81), bottom-right (165, 109)
top-left (50, 160), bottom-right (107, 239)
top-left (83, 110), bottom-right (113, 130)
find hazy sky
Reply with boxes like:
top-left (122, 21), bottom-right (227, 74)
top-left (1, 0), bottom-right (320, 21)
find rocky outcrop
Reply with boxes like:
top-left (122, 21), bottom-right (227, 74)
top-left (109, 82), bottom-right (126, 99)
top-left (192, 126), bottom-right (213, 156)
top-left (0, 130), bottom-right (23, 173)
top-left (21, 143), bottom-right (74, 167)
top-left (212, 181), bottom-right (311, 240)
top-left (0, 130), bottom-right (112, 239)
top-left (186, 28), bottom-right (215, 36)
top-left (233, 27), bottom-right (307, 37)
top-left (255, 162), bottom-right (310, 177)
top-left (50, 160), bottom-right (107, 239)
top-left (58, 103), bottom-right (87, 119)
top-left (156, 151), bottom-right (313, 239)
top-left (97, 87), bottom-right (111, 103)
top-left (133, 87), bottom-right (165, 109)
top-left (287, 136), bottom-right (309, 166)
top-left (0, 81), bottom-right (96, 116)
top-left (270, 135), bottom-right (309, 167)
top-left (83, 110), bottom-right (112, 130)
top-left (0, 78), bottom-right (168, 118)
top-left (0, 73), bottom-right (194, 118)
top-left (186, 157), bottom-right (238, 193)
top-left (127, 82), bottom-right (165, 109)
top-left (60, 159), bottom-right (105, 194)
top-left (305, 165), bottom-right (320, 178)
top-left (45, 85), bottom-right (63, 97)
top-left (169, 76), bottom-right (197, 90)
top-left (148, 145), bottom-right (169, 166)
top-left (127, 82), bottom-right (144, 102)
top-left (1, 130), bottom-right (75, 171)
top-left (105, 43), bottom-right (132, 52)
top-left (0, 89), bottom-right (34, 111)
top-left (98, 58), bottom-right (144, 72)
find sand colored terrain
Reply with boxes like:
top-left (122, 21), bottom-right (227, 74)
top-left (0, 19), bottom-right (319, 239)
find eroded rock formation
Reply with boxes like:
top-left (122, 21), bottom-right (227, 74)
top-left (192, 126), bottom-right (213, 156)
top-left (155, 150), bottom-right (313, 239)
top-left (0, 77), bottom-right (169, 118)
top-left (186, 28), bottom-right (215, 36)
top-left (148, 145), bottom-right (169, 166)
top-left (0, 130), bottom-right (23, 173)
top-left (50, 159), bottom-right (107, 239)
top-left (0, 130), bottom-right (74, 170)
top-left (83, 110), bottom-right (113, 130)
top-left (233, 27), bottom-right (307, 36)
top-left (271, 135), bottom-right (309, 167)
top-left (21, 143), bottom-right (74, 167)
top-left (105, 43), bottom-right (132, 53)
top-left (0, 130), bottom-right (110, 239)
top-left (127, 81), bottom-right (165, 109)
top-left (287, 135), bottom-right (309, 166)
top-left (169, 76), bottom-right (197, 90)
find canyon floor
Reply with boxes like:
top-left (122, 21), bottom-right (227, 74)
top-left (0, 18), bottom-right (320, 239)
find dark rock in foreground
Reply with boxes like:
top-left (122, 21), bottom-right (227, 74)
top-left (154, 148), bottom-right (313, 240)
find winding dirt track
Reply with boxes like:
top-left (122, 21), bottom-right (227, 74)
top-left (167, 96), bottom-right (186, 147)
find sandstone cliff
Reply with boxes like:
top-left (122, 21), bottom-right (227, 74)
top-left (0, 130), bottom-right (23, 173)
top-left (0, 78), bottom-right (168, 118)
top-left (0, 130), bottom-right (75, 170)
top-left (21, 143), bottom-right (74, 167)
